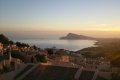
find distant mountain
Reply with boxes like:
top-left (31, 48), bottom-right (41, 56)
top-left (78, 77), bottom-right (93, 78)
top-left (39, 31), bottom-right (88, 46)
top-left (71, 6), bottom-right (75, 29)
top-left (60, 33), bottom-right (95, 40)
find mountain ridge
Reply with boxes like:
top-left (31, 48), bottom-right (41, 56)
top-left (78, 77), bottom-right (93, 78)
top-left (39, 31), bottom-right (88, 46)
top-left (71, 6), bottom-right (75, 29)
top-left (60, 33), bottom-right (95, 40)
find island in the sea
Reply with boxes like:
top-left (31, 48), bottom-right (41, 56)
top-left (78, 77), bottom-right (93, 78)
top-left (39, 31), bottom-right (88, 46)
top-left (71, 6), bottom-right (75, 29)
top-left (60, 33), bottom-right (95, 40)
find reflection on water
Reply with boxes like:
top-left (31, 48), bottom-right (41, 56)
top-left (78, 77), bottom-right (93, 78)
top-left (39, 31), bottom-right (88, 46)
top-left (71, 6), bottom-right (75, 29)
top-left (14, 39), bottom-right (97, 51)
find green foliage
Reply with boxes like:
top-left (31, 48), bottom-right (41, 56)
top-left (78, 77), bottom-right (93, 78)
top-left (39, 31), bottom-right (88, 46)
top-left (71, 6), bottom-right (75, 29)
top-left (0, 55), bottom-right (9, 62)
top-left (11, 52), bottom-right (25, 62)
top-left (16, 42), bottom-right (29, 47)
top-left (79, 39), bottom-right (120, 67)
top-left (35, 54), bottom-right (47, 63)
top-left (46, 48), bottom-right (54, 55)
top-left (0, 65), bottom-right (10, 74)
top-left (0, 34), bottom-right (9, 44)
top-left (32, 45), bottom-right (38, 50)
top-left (0, 34), bottom-right (29, 48)
top-left (9, 40), bottom-right (14, 45)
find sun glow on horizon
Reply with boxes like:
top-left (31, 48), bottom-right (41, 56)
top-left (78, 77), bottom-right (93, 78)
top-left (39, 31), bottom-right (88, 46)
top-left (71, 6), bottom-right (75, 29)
top-left (0, 0), bottom-right (120, 38)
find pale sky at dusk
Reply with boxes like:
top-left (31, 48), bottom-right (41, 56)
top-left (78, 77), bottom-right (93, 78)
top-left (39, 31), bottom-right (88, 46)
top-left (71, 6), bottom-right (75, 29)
top-left (0, 0), bottom-right (120, 38)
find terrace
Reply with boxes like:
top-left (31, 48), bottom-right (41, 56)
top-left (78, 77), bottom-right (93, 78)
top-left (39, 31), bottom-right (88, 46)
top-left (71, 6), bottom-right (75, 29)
top-left (79, 70), bottom-right (95, 80)
top-left (22, 64), bottom-right (78, 80)
top-left (14, 64), bottom-right (34, 80)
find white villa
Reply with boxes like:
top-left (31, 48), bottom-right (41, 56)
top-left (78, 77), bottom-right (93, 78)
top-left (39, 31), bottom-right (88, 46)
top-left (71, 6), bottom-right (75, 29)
top-left (0, 43), bottom-right (3, 55)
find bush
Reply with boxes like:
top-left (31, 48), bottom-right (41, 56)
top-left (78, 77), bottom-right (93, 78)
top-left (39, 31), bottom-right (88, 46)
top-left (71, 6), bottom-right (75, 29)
top-left (35, 54), bottom-right (47, 63)
top-left (16, 42), bottom-right (29, 48)
top-left (46, 48), bottom-right (54, 55)
top-left (0, 65), bottom-right (10, 74)
top-left (0, 34), bottom-right (9, 44)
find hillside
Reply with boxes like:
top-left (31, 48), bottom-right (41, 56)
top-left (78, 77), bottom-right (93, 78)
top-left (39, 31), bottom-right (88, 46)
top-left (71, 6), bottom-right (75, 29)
top-left (77, 38), bottom-right (120, 67)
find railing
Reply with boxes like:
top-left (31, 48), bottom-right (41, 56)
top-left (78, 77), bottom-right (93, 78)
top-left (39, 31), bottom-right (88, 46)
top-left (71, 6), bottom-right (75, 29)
top-left (75, 67), bottom-right (83, 80)
top-left (14, 63), bottom-right (36, 80)
top-left (79, 70), bottom-right (95, 80)
top-left (92, 70), bottom-right (98, 80)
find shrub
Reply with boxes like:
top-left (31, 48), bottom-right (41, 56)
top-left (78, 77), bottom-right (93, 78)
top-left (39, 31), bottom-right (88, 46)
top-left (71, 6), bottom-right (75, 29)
top-left (35, 54), bottom-right (47, 63)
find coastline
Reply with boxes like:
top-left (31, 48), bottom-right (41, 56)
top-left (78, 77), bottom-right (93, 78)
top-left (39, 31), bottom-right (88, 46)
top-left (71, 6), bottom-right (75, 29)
top-left (14, 39), bottom-right (96, 51)
top-left (77, 38), bottom-right (120, 67)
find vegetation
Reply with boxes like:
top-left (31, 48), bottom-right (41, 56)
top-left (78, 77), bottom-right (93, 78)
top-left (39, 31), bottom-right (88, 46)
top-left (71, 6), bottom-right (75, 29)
top-left (0, 65), bottom-right (10, 74)
top-left (16, 42), bottom-right (29, 48)
top-left (45, 48), bottom-right (54, 55)
top-left (0, 34), bottom-right (9, 44)
top-left (11, 51), bottom-right (26, 62)
top-left (96, 39), bottom-right (120, 67)
top-left (78, 38), bottom-right (120, 67)
top-left (35, 54), bottom-right (47, 63)
top-left (32, 45), bottom-right (38, 50)
top-left (0, 55), bottom-right (9, 61)
top-left (0, 34), bottom-right (30, 48)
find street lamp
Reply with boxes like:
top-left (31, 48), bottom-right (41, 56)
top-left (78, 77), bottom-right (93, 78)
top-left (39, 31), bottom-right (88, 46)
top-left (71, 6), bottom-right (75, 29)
top-left (8, 44), bottom-right (11, 62)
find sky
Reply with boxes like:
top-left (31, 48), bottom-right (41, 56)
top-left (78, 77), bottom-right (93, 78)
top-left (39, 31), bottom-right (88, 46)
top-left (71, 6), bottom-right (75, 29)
top-left (0, 0), bottom-right (120, 39)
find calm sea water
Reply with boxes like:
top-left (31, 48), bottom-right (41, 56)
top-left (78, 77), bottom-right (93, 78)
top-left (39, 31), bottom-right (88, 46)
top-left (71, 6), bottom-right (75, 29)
top-left (14, 39), bottom-right (96, 51)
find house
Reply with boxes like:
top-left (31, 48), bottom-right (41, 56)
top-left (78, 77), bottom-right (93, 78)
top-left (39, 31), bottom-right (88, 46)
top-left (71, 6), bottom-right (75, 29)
top-left (11, 44), bottom-right (18, 51)
top-left (0, 55), bottom-right (22, 71)
top-left (72, 54), bottom-right (84, 65)
top-left (61, 55), bottom-right (70, 62)
top-left (0, 43), bottom-right (3, 55)
top-left (98, 61), bottom-right (111, 72)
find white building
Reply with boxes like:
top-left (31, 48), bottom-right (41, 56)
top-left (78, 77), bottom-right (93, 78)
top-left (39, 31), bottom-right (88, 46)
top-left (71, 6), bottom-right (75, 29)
top-left (0, 43), bottom-right (3, 55)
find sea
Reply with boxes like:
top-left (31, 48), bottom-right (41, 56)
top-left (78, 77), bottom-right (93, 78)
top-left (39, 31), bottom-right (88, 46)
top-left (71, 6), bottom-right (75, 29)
top-left (14, 39), bottom-right (97, 51)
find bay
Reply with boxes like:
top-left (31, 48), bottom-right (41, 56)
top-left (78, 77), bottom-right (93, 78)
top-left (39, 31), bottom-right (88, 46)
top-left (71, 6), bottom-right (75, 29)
top-left (14, 39), bottom-right (97, 51)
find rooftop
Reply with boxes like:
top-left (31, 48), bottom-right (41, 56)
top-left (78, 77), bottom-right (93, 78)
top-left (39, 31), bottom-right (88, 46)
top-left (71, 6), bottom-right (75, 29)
top-left (22, 64), bottom-right (78, 80)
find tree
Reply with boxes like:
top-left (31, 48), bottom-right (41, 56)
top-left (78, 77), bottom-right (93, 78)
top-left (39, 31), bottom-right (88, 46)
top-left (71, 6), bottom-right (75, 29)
top-left (9, 40), bottom-right (14, 45)
top-left (46, 48), bottom-right (54, 55)
top-left (16, 42), bottom-right (29, 48)
top-left (0, 34), bottom-right (9, 44)
top-left (35, 54), bottom-right (47, 63)
top-left (32, 45), bottom-right (37, 50)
